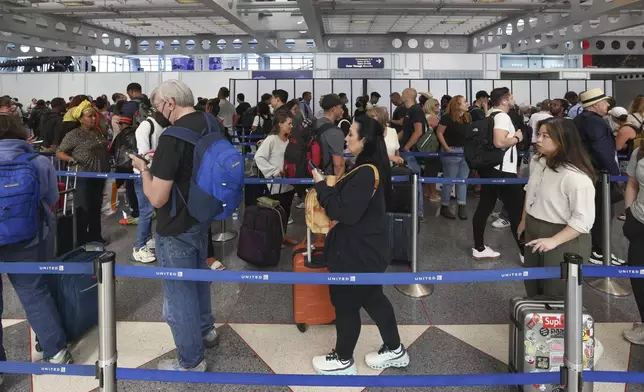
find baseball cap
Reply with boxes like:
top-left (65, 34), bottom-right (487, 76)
top-left (321, 94), bottom-right (343, 111)
top-left (608, 106), bottom-right (628, 119)
top-left (475, 90), bottom-right (490, 100)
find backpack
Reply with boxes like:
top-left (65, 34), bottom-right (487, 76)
top-left (416, 116), bottom-right (438, 153)
top-left (0, 153), bottom-right (41, 247)
top-left (164, 112), bottom-right (244, 222)
top-left (308, 123), bottom-right (336, 175)
top-left (122, 99), bottom-right (153, 130)
top-left (260, 116), bottom-right (273, 136)
top-left (464, 112), bottom-right (505, 170)
top-left (240, 106), bottom-right (258, 129)
top-left (111, 125), bottom-right (137, 172)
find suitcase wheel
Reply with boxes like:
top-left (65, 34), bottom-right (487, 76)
top-left (297, 323), bottom-right (308, 333)
top-left (35, 342), bottom-right (42, 352)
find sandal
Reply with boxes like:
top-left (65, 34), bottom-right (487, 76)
top-left (207, 258), bottom-right (226, 271)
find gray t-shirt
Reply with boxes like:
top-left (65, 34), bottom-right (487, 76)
top-left (627, 147), bottom-right (644, 224)
top-left (317, 116), bottom-right (345, 174)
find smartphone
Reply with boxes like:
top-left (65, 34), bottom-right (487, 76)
top-left (128, 151), bottom-right (150, 164)
top-left (308, 159), bottom-right (318, 171)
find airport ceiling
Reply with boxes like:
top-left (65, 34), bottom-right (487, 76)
top-left (0, 0), bottom-right (643, 56)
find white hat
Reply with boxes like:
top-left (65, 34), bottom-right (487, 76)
top-left (580, 88), bottom-right (610, 108)
top-left (608, 106), bottom-right (628, 119)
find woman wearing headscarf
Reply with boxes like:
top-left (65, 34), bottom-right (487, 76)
top-left (56, 101), bottom-right (110, 245)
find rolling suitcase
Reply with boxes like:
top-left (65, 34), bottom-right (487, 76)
top-left (509, 297), bottom-right (595, 392)
top-left (388, 212), bottom-right (414, 264)
top-left (237, 201), bottom-right (285, 267)
top-left (390, 166), bottom-right (413, 214)
top-left (55, 168), bottom-right (77, 257)
top-left (293, 228), bottom-right (335, 332)
top-left (36, 243), bottom-right (103, 352)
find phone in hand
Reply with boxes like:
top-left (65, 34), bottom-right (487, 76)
top-left (308, 159), bottom-right (318, 171)
top-left (128, 151), bottom-right (150, 164)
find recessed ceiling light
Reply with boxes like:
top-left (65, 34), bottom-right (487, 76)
top-left (60, 0), bottom-right (94, 6)
top-left (297, 19), bottom-right (304, 24)
top-left (175, 0), bottom-right (201, 4)
top-left (350, 20), bottom-right (369, 24)
top-left (215, 20), bottom-right (231, 25)
top-left (299, 30), bottom-right (307, 33)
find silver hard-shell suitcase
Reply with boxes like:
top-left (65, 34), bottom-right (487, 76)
top-left (509, 297), bottom-right (595, 392)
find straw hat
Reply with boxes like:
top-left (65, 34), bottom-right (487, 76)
top-left (580, 88), bottom-right (610, 108)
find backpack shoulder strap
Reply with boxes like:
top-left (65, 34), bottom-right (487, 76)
top-left (338, 164), bottom-right (380, 193)
top-left (163, 126), bottom-right (200, 146)
top-left (14, 152), bottom-right (39, 163)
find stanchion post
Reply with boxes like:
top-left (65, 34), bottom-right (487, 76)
top-left (586, 171), bottom-right (631, 297)
top-left (562, 253), bottom-right (583, 392)
top-left (95, 251), bottom-right (117, 392)
top-left (212, 219), bottom-right (237, 243)
top-left (396, 172), bottom-right (433, 298)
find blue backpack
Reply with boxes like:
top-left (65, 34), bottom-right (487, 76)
top-left (164, 112), bottom-right (244, 222)
top-left (0, 153), bottom-right (41, 247)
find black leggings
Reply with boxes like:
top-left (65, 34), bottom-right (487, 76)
top-left (625, 210), bottom-right (644, 322)
top-left (330, 284), bottom-right (401, 360)
top-left (472, 168), bottom-right (525, 253)
top-left (76, 178), bottom-right (105, 245)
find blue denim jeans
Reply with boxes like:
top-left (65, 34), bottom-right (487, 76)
top-left (439, 147), bottom-right (470, 206)
top-left (134, 178), bottom-right (154, 249)
top-left (156, 223), bottom-right (214, 369)
top-left (0, 233), bottom-right (67, 359)
top-left (404, 156), bottom-right (424, 217)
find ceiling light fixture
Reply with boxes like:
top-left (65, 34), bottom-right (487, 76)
top-left (297, 19), bottom-right (304, 24)
top-left (440, 21), bottom-right (466, 25)
top-left (125, 22), bottom-right (152, 27)
top-left (175, 0), bottom-right (201, 4)
top-left (215, 20), bottom-right (231, 25)
top-left (299, 30), bottom-right (307, 33)
top-left (59, 0), bottom-right (94, 6)
top-left (350, 20), bottom-right (369, 24)
top-left (472, 0), bottom-right (504, 3)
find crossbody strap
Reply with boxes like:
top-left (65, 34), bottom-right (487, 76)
top-left (337, 164), bottom-right (380, 196)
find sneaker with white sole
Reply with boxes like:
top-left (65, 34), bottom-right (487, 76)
top-left (594, 338), bottom-right (604, 366)
top-left (203, 328), bottom-right (220, 349)
top-left (472, 246), bottom-right (501, 260)
top-left (312, 351), bottom-right (357, 375)
top-left (589, 251), bottom-right (626, 266)
top-left (492, 218), bottom-right (510, 228)
top-left (146, 237), bottom-right (156, 250)
top-left (520, 254), bottom-right (525, 264)
top-left (288, 217), bottom-right (294, 225)
top-left (365, 344), bottom-right (410, 370)
top-left (295, 201), bottom-right (305, 209)
top-left (43, 348), bottom-right (73, 364)
top-left (131, 246), bottom-right (156, 264)
top-left (623, 324), bottom-right (644, 345)
top-left (157, 358), bottom-right (207, 372)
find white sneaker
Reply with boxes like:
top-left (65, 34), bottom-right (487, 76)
top-left (131, 246), bottom-right (156, 264)
top-left (295, 201), bottom-right (305, 209)
top-left (312, 351), bottom-right (357, 375)
top-left (623, 324), bottom-right (644, 345)
top-left (589, 251), bottom-right (626, 266)
top-left (288, 217), bottom-right (294, 225)
top-left (43, 348), bottom-right (73, 364)
top-left (520, 254), bottom-right (525, 264)
top-left (146, 237), bottom-right (156, 250)
top-left (594, 339), bottom-right (604, 366)
top-left (492, 218), bottom-right (510, 228)
top-left (472, 246), bottom-right (501, 260)
top-left (365, 344), bottom-right (410, 370)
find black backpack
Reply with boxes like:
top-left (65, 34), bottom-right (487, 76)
top-left (240, 106), bottom-right (258, 129)
top-left (111, 125), bottom-right (137, 172)
top-left (464, 112), bottom-right (505, 170)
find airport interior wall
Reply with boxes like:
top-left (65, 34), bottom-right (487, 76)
top-left (0, 70), bottom-right (613, 112)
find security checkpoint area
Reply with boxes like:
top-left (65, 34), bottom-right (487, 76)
top-left (0, 0), bottom-right (644, 390)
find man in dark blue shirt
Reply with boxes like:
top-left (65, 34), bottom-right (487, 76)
top-left (573, 88), bottom-right (623, 265)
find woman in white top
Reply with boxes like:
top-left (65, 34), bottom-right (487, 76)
top-left (518, 117), bottom-right (596, 297)
top-left (367, 107), bottom-right (403, 166)
top-left (254, 111), bottom-right (298, 246)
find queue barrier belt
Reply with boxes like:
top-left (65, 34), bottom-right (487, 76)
top-left (0, 361), bottom-right (643, 386)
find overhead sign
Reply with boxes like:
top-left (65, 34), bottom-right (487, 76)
top-left (337, 57), bottom-right (385, 69)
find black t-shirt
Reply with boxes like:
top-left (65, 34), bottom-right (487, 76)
top-left (439, 113), bottom-right (469, 147)
top-left (391, 104), bottom-right (408, 133)
top-left (236, 102), bottom-right (251, 116)
top-left (401, 104), bottom-right (426, 149)
top-left (470, 106), bottom-right (486, 122)
top-left (150, 112), bottom-right (208, 237)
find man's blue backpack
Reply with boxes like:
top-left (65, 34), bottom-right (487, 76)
top-left (0, 153), bottom-right (41, 247)
top-left (164, 112), bottom-right (244, 222)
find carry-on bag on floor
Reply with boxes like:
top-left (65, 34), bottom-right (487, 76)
top-left (237, 198), bottom-right (286, 267)
top-left (36, 242), bottom-right (103, 352)
top-left (293, 228), bottom-right (335, 332)
top-left (55, 167), bottom-right (77, 257)
top-left (390, 165), bottom-right (413, 214)
top-left (387, 212), bottom-right (415, 264)
top-left (509, 297), bottom-right (595, 392)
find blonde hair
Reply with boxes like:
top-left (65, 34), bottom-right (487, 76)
top-left (629, 95), bottom-right (644, 115)
top-left (423, 97), bottom-right (439, 117)
top-left (368, 107), bottom-right (388, 129)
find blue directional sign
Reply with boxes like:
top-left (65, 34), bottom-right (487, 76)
top-left (337, 57), bottom-right (385, 69)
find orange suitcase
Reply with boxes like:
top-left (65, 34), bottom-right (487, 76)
top-left (293, 229), bottom-right (336, 332)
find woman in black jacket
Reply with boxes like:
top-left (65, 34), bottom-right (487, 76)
top-left (311, 116), bottom-right (409, 375)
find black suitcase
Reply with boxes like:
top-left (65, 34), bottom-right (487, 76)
top-left (387, 212), bottom-right (419, 264)
top-left (390, 166), bottom-right (412, 213)
top-left (237, 204), bottom-right (285, 267)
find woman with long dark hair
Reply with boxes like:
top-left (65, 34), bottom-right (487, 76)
top-left (518, 117), bottom-right (595, 297)
top-left (254, 111), bottom-right (298, 246)
top-left (311, 116), bottom-right (407, 376)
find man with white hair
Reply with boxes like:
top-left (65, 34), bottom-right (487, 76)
top-left (129, 79), bottom-right (218, 372)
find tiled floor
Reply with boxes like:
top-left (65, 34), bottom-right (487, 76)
top-left (0, 196), bottom-right (640, 391)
